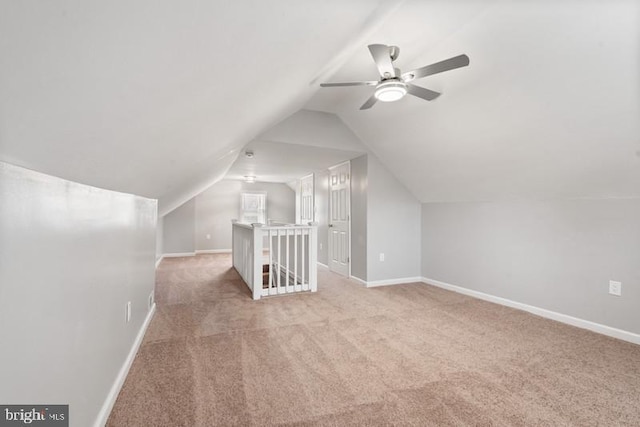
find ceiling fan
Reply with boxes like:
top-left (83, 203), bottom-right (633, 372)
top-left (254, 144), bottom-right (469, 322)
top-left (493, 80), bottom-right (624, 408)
top-left (320, 44), bottom-right (469, 110)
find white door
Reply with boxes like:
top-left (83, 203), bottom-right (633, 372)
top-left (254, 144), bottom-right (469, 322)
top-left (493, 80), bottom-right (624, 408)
top-left (328, 162), bottom-right (350, 277)
top-left (300, 174), bottom-right (314, 224)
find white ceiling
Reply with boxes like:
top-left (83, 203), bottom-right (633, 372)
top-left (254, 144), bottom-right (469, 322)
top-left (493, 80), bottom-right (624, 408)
top-left (307, 0), bottom-right (640, 202)
top-left (226, 109), bottom-right (367, 183)
top-left (0, 0), bottom-right (397, 215)
top-left (1, 0), bottom-right (638, 215)
top-left (225, 140), bottom-right (363, 184)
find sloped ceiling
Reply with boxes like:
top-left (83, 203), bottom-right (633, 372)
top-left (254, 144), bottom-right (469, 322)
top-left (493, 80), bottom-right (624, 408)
top-left (2, 0), bottom-right (638, 216)
top-left (307, 0), bottom-right (640, 201)
top-left (226, 110), bottom-right (367, 183)
top-left (0, 0), bottom-right (400, 216)
top-left (225, 139), bottom-right (363, 184)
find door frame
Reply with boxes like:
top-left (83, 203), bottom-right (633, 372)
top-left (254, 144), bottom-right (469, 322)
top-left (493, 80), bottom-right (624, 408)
top-left (328, 160), bottom-right (351, 278)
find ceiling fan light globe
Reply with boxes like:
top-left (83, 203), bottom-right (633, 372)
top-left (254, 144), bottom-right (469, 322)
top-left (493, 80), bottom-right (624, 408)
top-left (374, 81), bottom-right (407, 102)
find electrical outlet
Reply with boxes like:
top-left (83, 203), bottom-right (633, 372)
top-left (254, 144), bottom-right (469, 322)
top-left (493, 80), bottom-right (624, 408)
top-left (319, 243), bottom-right (323, 250)
top-left (206, 233), bottom-right (211, 240)
top-left (609, 280), bottom-right (622, 296)
top-left (379, 253), bottom-right (385, 262)
top-left (126, 301), bottom-right (132, 322)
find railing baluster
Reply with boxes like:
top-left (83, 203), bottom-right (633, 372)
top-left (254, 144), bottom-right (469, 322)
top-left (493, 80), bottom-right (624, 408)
top-left (302, 229), bottom-right (306, 291)
top-left (268, 229), bottom-right (273, 292)
top-left (309, 225), bottom-right (317, 293)
top-left (252, 224), bottom-right (263, 300)
top-left (285, 228), bottom-right (290, 291)
top-left (294, 228), bottom-right (298, 289)
top-left (277, 228), bottom-right (281, 292)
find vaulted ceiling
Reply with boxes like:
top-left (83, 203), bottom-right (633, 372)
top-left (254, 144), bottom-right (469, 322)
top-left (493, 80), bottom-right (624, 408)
top-left (1, 1), bottom-right (638, 216)
top-left (225, 110), bottom-right (367, 185)
top-left (307, 0), bottom-right (640, 202)
top-left (0, 0), bottom-right (397, 215)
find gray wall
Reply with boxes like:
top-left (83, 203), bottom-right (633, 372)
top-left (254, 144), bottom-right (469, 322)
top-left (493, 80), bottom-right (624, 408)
top-left (350, 155), bottom-right (367, 281)
top-left (0, 161), bottom-right (156, 427)
top-left (163, 198), bottom-right (196, 254)
top-left (421, 198), bottom-right (640, 334)
top-left (195, 180), bottom-right (242, 251)
top-left (367, 154), bottom-right (422, 282)
top-left (310, 153), bottom-right (420, 282)
top-left (195, 180), bottom-right (295, 251)
top-left (156, 216), bottom-right (164, 262)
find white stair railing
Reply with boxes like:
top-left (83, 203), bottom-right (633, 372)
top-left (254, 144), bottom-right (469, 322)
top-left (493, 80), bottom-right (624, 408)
top-left (232, 221), bottom-right (317, 300)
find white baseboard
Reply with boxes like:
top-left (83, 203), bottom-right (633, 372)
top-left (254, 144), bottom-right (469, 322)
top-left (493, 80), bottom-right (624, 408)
top-left (94, 303), bottom-right (156, 427)
top-left (162, 252), bottom-right (196, 258)
top-left (317, 262), bottom-right (329, 269)
top-left (350, 275), bottom-right (367, 286)
top-left (155, 256), bottom-right (164, 269)
top-left (349, 275), bottom-right (422, 288)
top-left (195, 249), bottom-right (232, 254)
top-left (422, 277), bottom-right (640, 346)
top-left (366, 276), bottom-right (423, 288)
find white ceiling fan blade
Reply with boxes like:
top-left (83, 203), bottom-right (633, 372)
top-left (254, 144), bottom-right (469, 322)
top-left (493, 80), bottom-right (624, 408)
top-left (320, 81), bottom-right (378, 87)
top-left (406, 84), bottom-right (441, 101)
top-left (360, 94), bottom-right (378, 110)
top-left (368, 44), bottom-right (397, 78)
top-left (403, 54), bottom-right (470, 81)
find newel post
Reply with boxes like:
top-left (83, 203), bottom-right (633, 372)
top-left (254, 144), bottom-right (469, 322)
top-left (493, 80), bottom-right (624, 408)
top-left (308, 222), bottom-right (318, 292)
top-left (252, 223), bottom-right (263, 300)
top-left (231, 219), bottom-right (238, 269)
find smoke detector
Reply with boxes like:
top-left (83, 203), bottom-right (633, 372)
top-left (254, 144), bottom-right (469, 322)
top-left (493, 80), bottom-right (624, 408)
top-left (244, 150), bottom-right (254, 158)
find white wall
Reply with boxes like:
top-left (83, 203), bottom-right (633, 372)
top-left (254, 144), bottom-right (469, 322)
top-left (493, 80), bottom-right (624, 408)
top-left (367, 154), bottom-right (422, 282)
top-left (0, 162), bottom-right (156, 427)
top-left (421, 198), bottom-right (640, 335)
top-left (195, 180), bottom-right (295, 251)
top-left (162, 198), bottom-right (196, 254)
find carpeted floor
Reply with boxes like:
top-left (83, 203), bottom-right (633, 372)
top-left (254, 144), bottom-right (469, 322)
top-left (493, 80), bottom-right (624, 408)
top-left (107, 254), bottom-right (640, 426)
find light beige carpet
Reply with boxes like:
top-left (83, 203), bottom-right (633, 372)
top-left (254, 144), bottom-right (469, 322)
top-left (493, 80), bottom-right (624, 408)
top-left (107, 254), bottom-right (640, 426)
